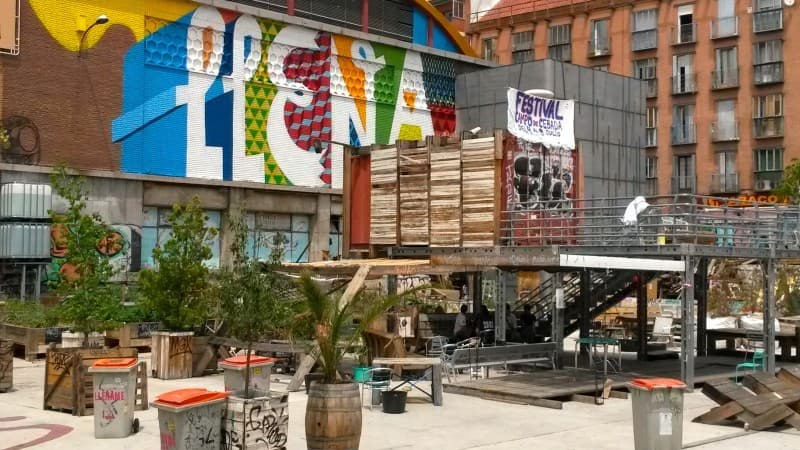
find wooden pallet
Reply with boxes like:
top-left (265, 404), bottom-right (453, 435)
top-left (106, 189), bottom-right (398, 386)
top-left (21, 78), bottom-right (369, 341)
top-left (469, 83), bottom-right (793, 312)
top-left (694, 371), bottom-right (800, 431)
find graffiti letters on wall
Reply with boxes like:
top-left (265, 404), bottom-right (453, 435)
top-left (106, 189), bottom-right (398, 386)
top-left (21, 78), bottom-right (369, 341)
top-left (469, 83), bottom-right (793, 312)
top-left (110, 5), bottom-right (457, 189)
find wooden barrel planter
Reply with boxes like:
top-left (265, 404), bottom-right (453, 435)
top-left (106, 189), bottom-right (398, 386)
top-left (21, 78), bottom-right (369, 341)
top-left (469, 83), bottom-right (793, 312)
top-left (306, 382), bottom-right (362, 450)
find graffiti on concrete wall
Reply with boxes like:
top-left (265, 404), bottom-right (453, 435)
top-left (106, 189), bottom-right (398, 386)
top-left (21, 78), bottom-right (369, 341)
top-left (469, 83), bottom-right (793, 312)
top-left (505, 138), bottom-right (574, 211)
top-left (104, 5), bottom-right (456, 189)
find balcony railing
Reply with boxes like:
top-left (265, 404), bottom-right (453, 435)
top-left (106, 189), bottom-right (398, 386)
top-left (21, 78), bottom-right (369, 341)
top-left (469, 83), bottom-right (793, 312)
top-left (671, 125), bottom-right (697, 145)
top-left (712, 69), bottom-right (739, 89)
top-left (710, 173), bottom-right (739, 194)
top-left (632, 29), bottom-right (657, 51)
top-left (753, 116), bottom-right (784, 138)
top-left (711, 16), bottom-right (739, 39)
top-left (711, 121), bottom-right (739, 142)
top-left (645, 78), bottom-right (657, 98)
top-left (548, 43), bottom-right (571, 62)
top-left (672, 23), bottom-right (697, 45)
top-left (671, 175), bottom-right (696, 194)
top-left (646, 128), bottom-right (657, 147)
top-left (587, 39), bottom-right (610, 57)
top-left (646, 178), bottom-right (658, 197)
top-left (672, 74), bottom-right (696, 95)
top-left (753, 62), bottom-right (784, 85)
top-left (754, 170), bottom-right (783, 186)
top-left (753, 8), bottom-right (783, 33)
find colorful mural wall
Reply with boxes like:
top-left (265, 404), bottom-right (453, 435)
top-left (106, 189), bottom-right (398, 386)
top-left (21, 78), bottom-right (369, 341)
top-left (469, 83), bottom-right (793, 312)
top-left (103, 4), bottom-right (457, 189)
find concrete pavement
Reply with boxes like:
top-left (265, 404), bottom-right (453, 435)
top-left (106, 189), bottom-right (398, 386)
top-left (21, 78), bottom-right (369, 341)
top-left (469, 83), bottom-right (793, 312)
top-left (1, 355), bottom-right (799, 449)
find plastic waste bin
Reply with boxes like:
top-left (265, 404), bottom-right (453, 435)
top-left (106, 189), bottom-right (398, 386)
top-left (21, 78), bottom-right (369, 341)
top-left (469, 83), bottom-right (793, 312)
top-left (629, 378), bottom-right (687, 450)
top-left (88, 357), bottom-right (140, 438)
top-left (219, 355), bottom-right (276, 392)
top-left (153, 388), bottom-right (228, 450)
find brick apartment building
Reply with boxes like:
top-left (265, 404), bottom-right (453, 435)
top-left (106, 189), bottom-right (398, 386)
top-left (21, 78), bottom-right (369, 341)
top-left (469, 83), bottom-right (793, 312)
top-left (467, 0), bottom-right (800, 200)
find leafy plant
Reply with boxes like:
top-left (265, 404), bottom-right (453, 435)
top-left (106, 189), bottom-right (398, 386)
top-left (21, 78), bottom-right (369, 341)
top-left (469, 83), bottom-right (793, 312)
top-left (50, 166), bottom-right (122, 344)
top-left (138, 197), bottom-right (217, 331)
top-left (0, 127), bottom-right (9, 149)
top-left (1, 300), bottom-right (60, 328)
top-left (775, 159), bottom-right (800, 203)
top-left (296, 274), bottom-right (404, 385)
top-left (217, 211), bottom-right (295, 398)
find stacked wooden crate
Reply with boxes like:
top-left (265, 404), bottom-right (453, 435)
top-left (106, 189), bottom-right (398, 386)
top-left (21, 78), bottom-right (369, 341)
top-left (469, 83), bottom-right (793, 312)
top-left (429, 138), bottom-right (462, 246)
top-left (398, 141), bottom-right (429, 246)
top-left (461, 136), bottom-right (497, 247)
top-left (370, 145), bottom-right (398, 245)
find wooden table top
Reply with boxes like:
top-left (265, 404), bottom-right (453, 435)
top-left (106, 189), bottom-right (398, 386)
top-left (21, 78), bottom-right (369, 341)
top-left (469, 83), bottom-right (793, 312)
top-left (373, 357), bottom-right (441, 367)
top-left (707, 327), bottom-right (796, 337)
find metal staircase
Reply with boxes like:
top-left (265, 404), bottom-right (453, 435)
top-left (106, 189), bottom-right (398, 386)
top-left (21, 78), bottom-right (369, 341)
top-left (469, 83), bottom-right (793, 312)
top-left (515, 270), bottom-right (657, 338)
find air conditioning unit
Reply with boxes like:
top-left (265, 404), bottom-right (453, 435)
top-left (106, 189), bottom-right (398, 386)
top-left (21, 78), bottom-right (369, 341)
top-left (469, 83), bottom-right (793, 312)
top-left (755, 179), bottom-right (773, 192)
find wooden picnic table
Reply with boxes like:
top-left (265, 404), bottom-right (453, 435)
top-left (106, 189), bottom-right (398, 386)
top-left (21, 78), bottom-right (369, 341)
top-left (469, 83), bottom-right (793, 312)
top-left (705, 327), bottom-right (800, 361)
top-left (372, 357), bottom-right (443, 406)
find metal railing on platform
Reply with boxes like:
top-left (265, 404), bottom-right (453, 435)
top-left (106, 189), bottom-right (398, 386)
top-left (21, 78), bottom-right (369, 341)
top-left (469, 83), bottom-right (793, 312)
top-left (500, 194), bottom-right (800, 249)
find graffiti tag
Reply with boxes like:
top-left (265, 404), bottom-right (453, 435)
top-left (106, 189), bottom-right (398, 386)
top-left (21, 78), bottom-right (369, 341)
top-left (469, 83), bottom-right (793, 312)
top-left (47, 352), bottom-right (73, 376)
top-left (0, 416), bottom-right (73, 449)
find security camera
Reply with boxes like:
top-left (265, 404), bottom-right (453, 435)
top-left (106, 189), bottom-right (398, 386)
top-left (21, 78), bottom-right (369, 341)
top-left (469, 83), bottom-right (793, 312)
top-left (469, 127), bottom-right (481, 134)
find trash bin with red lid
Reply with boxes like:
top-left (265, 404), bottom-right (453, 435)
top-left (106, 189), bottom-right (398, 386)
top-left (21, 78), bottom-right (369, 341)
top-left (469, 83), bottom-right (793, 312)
top-left (219, 355), bottom-right (276, 393)
top-left (628, 378), bottom-right (687, 450)
top-left (88, 357), bottom-right (140, 438)
top-left (153, 388), bottom-right (228, 450)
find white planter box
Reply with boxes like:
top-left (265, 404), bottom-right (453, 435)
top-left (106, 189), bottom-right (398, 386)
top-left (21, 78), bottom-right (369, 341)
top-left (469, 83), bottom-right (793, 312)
top-left (61, 332), bottom-right (105, 349)
top-left (222, 390), bottom-right (289, 449)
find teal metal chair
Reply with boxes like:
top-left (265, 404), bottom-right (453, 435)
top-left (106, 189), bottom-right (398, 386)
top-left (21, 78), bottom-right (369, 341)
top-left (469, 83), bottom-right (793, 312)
top-left (735, 349), bottom-right (765, 382)
top-left (361, 367), bottom-right (393, 410)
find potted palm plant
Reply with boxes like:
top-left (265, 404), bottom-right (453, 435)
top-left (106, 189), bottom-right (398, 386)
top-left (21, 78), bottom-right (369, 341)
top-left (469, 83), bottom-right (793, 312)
top-left (138, 197), bottom-right (217, 379)
top-left (297, 274), bottom-right (401, 450)
top-left (218, 211), bottom-right (293, 449)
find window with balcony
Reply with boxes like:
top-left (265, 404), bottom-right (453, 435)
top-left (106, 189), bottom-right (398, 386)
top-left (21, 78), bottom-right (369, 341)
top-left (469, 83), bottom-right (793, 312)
top-left (646, 106), bottom-right (657, 147)
top-left (672, 53), bottom-right (695, 94)
top-left (512, 31), bottom-right (533, 64)
top-left (753, 0), bottom-right (783, 33)
top-left (673, 154), bottom-right (696, 194)
top-left (589, 19), bottom-right (610, 57)
top-left (753, 94), bottom-right (784, 138)
top-left (712, 151), bottom-right (738, 193)
top-left (632, 9), bottom-right (657, 51)
top-left (633, 58), bottom-right (657, 98)
top-left (712, 0), bottom-right (738, 39)
top-left (482, 37), bottom-right (497, 62)
top-left (713, 47), bottom-right (738, 89)
top-left (672, 104), bottom-right (696, 145)
top-left (673, 4), bottom-right (696, 44)
top-left (753, 40), bottom-right (783, 85)
top-left (548, 24), bottom-right (571, 62)
top-left (712, 100), bottom-right (738, 142)
top-left (452, 0), bottom-right (464, 19)
top-left (754, 148), bottom-right (783, 189)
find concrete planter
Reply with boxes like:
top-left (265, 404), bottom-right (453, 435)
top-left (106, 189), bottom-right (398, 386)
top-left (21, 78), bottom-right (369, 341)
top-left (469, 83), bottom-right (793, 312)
top-left (222, 390), bottom-right (289, 450)
top-left (0, 338), bottom-right (12, 392)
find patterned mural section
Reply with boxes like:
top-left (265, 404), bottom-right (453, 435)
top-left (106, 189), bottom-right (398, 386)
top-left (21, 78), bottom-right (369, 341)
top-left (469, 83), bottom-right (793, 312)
top-left (105, 5), bottom-right (457, 189)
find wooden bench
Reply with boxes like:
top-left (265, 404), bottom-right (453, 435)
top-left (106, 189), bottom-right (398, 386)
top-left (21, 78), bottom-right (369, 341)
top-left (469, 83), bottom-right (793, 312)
top-left (443, 342), bottom-right (556, 381)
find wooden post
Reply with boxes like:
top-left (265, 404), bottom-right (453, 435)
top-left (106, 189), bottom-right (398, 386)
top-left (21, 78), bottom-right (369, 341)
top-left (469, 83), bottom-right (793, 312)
top-left (579, 270), bottom-right (591, 351)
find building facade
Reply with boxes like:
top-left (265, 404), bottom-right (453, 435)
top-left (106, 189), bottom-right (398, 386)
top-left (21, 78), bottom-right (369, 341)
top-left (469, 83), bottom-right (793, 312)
top-left (0, 0), bottom-right (483, 289)
top-left (468, 0), bottom-right (799, 200)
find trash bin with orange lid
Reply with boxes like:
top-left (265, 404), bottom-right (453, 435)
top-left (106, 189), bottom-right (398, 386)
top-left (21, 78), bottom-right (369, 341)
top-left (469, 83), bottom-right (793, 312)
top-left (219, 355), bottom-right (276, 393)
top-left (628, 378), bottom-right (687, 450)
top-left (153, 388), bottom-right (228, 450)
top-left (88, 357), bottom-right (140, 438)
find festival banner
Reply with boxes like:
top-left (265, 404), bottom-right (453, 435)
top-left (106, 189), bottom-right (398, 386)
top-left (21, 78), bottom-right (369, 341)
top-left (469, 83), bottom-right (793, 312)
top-left (506, 88), bottom-right (575, 149)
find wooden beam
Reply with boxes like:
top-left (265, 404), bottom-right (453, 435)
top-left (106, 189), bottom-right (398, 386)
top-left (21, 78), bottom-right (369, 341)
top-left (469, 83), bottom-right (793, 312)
top-left (288, 343), bottom-right (320, 392)
top-left (692, 401), bottom-right (744, 425)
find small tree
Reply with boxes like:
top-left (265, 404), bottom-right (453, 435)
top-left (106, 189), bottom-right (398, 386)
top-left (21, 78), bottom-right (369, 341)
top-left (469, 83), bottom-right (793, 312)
top-left (217, 211), bottom-right (294, 398)
top-left (138, 197), bottom-right (217, 331)
top-left (776, 159), bottom-right (800, 203)
top-left (50, 166), bottom-right (122, 346)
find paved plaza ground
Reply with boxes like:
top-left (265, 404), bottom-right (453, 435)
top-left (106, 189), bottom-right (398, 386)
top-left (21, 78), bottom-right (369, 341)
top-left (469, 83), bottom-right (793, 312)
top-left (2, 355), bottom-right (800, 449)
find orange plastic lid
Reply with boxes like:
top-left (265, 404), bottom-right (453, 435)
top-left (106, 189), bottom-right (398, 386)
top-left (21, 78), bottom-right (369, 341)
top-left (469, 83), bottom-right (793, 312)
top-left (92, 358), bottom-right (138, 368)
top-left (155, 389), bottom-right (228, 406)
top-left (631, 378), bottom-right (686, 390)
top-left (222, 355), bottom-right (277, 366)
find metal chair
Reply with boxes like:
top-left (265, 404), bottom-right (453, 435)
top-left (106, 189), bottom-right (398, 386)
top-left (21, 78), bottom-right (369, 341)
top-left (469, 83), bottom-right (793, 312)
top-left (361, 367), bottom-right (393, 410)
top-left (426, 336), bottom-right (448, 357)
top-left (735, 349), bottom-right (765, 383)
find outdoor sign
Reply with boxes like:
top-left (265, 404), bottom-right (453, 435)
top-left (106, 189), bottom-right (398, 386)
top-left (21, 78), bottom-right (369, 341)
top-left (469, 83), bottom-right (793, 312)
top-left (704, 193), bottom-right (791, 207)
top-left (506, 88), bottom-right (575, 150)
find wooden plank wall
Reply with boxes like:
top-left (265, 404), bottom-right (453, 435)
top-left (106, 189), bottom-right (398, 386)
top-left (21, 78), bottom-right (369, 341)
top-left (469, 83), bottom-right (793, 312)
top-left (369, 145), bottom-right (399, 245)
top-left (461, 137), bottom-right (497, 247)
top-left (398, 141), bottom-right (430, 246)
top-left (429, 137), bottom-right (462, 246)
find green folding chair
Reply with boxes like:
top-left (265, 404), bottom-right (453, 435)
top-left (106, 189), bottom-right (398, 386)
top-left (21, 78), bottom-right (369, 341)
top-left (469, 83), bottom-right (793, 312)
top-left (735, 349), bottom-right (765, 383)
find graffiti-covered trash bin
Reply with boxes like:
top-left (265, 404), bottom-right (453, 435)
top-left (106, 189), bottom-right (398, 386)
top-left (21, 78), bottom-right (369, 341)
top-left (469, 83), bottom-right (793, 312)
top-left (88, 358), bottom-right (140, 438)
top-left (153, 388), bottom-right (228, 450)
top-left (629, 378), bottom-right (687, 450)
top-left (220, 355), bottom-right (277, 392)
